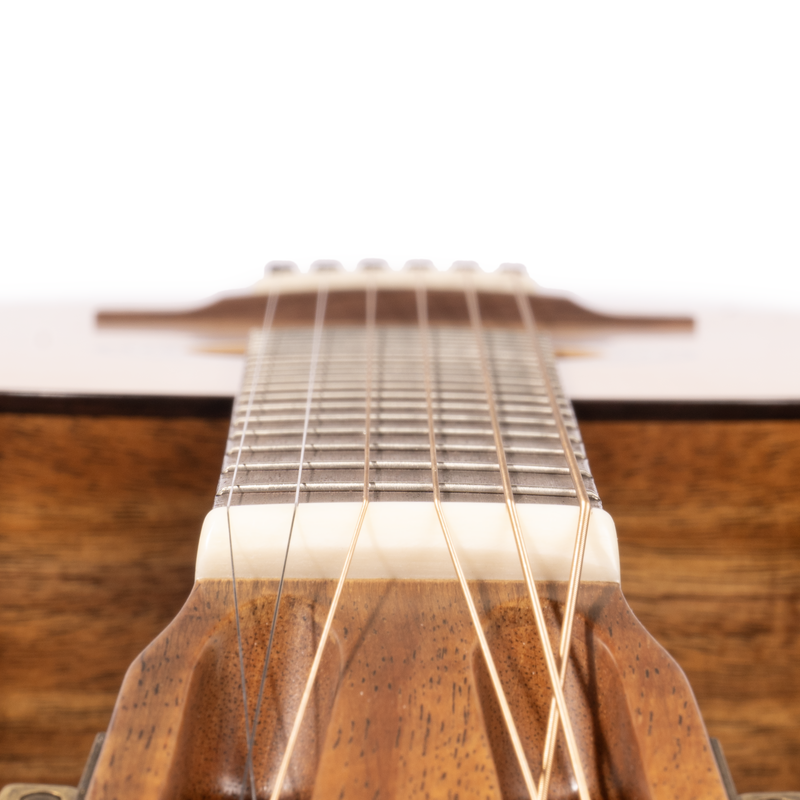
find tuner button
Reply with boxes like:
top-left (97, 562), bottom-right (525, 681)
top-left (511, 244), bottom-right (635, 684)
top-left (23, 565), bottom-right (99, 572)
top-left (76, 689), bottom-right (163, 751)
top-left (264, 260), bottom-right (298, 275)
top-left (451, 260), bottom-right (480, 272)
top-left (310, 259), bottom-right (344, 272)
top-left (357, 258), bottom-right (390, 271)
top-left (498, 262), bottom-right (528, 275)
top-left (403, 259), bottom-right (435, 271)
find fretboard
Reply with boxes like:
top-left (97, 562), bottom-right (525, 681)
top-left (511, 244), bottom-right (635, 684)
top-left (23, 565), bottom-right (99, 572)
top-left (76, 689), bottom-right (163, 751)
top-left (215, 290), bottom-right (600, 509)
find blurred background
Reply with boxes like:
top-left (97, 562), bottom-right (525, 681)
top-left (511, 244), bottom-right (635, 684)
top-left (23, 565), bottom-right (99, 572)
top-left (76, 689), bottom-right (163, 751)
top-left (0, 1), bottom-right (798, 312)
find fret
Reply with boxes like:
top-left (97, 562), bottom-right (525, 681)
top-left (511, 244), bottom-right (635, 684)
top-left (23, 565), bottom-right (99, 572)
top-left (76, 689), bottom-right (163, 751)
top-left (232, 401), bottom-right (564, 416)
top-left (224, 461), bottom-right (592, 477)
top-left (233, 389), bottom-right (562, 404)
top-left (230, 427), bottom-right (572, 436)
top-left (237, 380), bottom-right (570, 399)
top-left (239, 381), bottom-right (561, 400)
top-left (228, 442), bottom-right (581, 456)
top-left (232, 396), bottom-right (565, 411)
top-left (218, 482), bottom-right (595, 498)
top-left (232, 413), bottom-right (572, 426)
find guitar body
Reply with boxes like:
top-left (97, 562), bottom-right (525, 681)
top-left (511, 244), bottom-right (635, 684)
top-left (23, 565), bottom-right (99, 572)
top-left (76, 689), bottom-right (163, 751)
top-left (88, 579), bottom-right (723, 800)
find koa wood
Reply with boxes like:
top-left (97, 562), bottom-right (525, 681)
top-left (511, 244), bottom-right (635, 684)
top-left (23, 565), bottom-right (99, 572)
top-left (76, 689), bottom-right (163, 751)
top-left (85, 579), bottom-right (725, 800)
top-left (3, 413), bottom-right (799, 792)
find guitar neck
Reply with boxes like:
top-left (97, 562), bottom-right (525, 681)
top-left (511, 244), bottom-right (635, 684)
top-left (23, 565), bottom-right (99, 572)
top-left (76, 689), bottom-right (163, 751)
top-left (194, 277), bottom-right (619, 586)
top-left (217, 285), bottom-right (600, 508)
top-left (76, 267), bottom-right (733, 800)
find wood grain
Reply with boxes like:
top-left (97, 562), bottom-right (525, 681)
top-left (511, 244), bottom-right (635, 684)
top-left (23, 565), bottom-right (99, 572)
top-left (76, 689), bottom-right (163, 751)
top-left (0, 413), bottom-right (797, 793)
top-left (96, 289), bottom-right (693, 333)
top-left (85, 579), bottom-right (724, 800)
top-left (581, 420), bottom-right (800, 793)
top-left (0, 414), bottom-right (225, 787)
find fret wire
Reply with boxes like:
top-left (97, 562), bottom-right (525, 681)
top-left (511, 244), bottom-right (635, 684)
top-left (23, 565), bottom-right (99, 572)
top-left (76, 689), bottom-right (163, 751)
top-left (416, 286), bottom-right (540, 800)
top-left (219, 482), bottom-right (599, 499)
top-left (232, 419), bottom-right (575, 431)
top-left (240, 384), bottom-right (551, 393)
top-left (224, 461), bottom-right (593, 478)
top-left (239, 380), bottom-right (565, 395)
top-left (245, 366), bottom-right (542, 376)
top-left (465, 285), bottom-right (591, 800)
top-left (239, 388), bottom-right (556, 402)
top-left (231, 428), bottom-right (579, 442)
top-left (243, 359), bottom-right (553, 369)
top-left (243, 374), bottom-right (549, 390)
top-left (235, 405), bottom-right (566, 419)
top-left (233, 398), bottom-right (560, 411)
top-left (238, 388), bottom-right (568, 400)
top-left (231, 413), bottom-right (568, 426)
top-left (240, 287), bottom-right (329, 800)
top-left (234, 397), bottom-right (569, 410)
top-left (233, 426), bottom-right (576, 440)
top-left (227, 443), bottom-right (581, 457)
top-left (243, 352), bottom-right (550, 363)
top-left (226, 290), bottom-right (280, 800)
top-left (268, 286), bottom-right (377, 800)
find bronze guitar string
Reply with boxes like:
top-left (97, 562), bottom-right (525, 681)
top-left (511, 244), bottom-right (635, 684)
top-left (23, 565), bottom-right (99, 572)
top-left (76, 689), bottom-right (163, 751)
top-left (514, 292), bottom-right (595, 800)
top-left (267, 286), bottom-right (377, 800)
top-left (416, 286), bottom-right (540, 800)
top-left (238, 287), bottom-right (328, 800)
top-left (465, 287), bottom-right (591, 800)
top-left (224, 285), bottom-right (598, 798)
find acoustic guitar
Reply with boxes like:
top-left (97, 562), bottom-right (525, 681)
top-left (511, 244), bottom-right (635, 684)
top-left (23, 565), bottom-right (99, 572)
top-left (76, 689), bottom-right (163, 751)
top-left (1, 262), bottom-right (797, 800)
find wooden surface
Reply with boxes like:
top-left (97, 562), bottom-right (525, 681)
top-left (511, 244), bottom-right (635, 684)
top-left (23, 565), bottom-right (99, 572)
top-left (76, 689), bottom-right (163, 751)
top-left (0, 412), bottom-right (798, 793)
top-left (0, 414), bottom-right (223, 788)
top-left (581, 421), bottom-right (800, 792)
top-left (96, 288), bottom-right (693, 333)
top-left (85, 579), bottom-right (724, 800)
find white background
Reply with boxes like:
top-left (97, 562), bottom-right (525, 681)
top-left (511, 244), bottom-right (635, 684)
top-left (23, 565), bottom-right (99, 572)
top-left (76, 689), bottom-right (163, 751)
top-left (1, 2), bottom-right (798, 311)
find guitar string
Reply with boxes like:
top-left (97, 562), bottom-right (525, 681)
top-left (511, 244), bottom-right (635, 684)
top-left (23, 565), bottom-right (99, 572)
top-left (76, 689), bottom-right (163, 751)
top-left (229, 285), bottom-right (590, 797)
top-left (238, 286), bottom-right (329, 800)
top-left (415, 286), bottom-right (540, 800)
top-left (267, 286), bottom-right (377, 800)
top-left (464, 286), bottom-right (591, 800)
top-left (514, 292), bottom-right (594, 800)
top-left (225, 290), bottom-right (280, 800)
